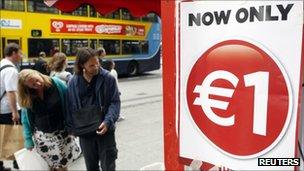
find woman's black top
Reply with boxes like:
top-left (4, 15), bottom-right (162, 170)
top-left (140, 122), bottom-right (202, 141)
top-left (30, 83), bottom-right (64, 133)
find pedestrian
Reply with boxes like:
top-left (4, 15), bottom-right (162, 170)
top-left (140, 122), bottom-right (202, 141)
top-left (0, 43), bottom-right (23, 170)
top-left (48, 52), bottom-right (72, 83)
top-left (18, 69), bottom-right (81, 171)
top-left (50, 47), bottom-right (60, 57)
top-left (103, 59), bottom-right (125, 121)
top-left (66, 47), bottom-right (120, 171)
top-left (103, 60), bottom-right (118, 83)
top-left (32, 51), bottom-right (49, 75)
top-left (96, 47), bottom-right (107, 69)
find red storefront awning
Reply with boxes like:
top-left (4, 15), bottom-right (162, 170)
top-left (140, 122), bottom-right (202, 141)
top-left (44, 0), bottom-right (161, 17)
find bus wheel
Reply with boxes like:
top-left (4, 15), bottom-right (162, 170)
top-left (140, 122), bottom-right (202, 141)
top-left (128, 61), bottom-right (138, 76)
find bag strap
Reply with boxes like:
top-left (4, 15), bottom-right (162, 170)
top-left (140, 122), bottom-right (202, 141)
top-left (0, 91), bottom-right (6, 101)
top-left (0, 65), bottom-right (14, 101)
top-left (0, 64), bottom-right (14, 72)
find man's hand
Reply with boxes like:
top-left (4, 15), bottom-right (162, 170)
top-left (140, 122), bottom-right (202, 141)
top-left (96, 122), bottom-right (108, 135)
top-left (12, 111), bottom-right (20, 124)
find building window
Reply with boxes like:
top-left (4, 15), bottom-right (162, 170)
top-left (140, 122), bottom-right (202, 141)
top-left (122, 40), bottom-right (149, 54)
top-left (27, 0), bottom-right (59, 13)
top-left (62, 5), bottom-right (88, 16)
top-left (62, 39), bottom-right (88, 56)
top-left (1, 0), bottom-right (24, 11)
top-left (28, 39), bottom-right (59, 58)
top-left (98, 40), bottom-right (120, 55)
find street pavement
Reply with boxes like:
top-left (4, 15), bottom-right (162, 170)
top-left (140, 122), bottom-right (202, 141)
top-left (4, 69), bottom-right (164, 170)
top-left (112, 69), bottom-right (164, 170)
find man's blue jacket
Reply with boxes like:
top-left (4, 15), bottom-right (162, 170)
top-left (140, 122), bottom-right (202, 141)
top-left (66, 68), bottom-right (121, 133)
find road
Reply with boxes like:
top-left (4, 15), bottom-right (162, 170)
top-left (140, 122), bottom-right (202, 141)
top-left (115, 69), bottom-right (164, 170)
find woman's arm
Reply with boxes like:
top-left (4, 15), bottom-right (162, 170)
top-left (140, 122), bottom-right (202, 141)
top-left (21, 108), bottom-right (34, 149)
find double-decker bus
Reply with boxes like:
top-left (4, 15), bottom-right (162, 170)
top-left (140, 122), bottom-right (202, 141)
top-left (0, 0), bottom-right (161, 75)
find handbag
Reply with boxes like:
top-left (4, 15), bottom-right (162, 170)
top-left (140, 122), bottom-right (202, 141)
top-left (0, 124), bottom-right (24, 160)
top-left (72, 105), bottom-right (104, 136)
top-left (14, 148), bottom-right (49, 170)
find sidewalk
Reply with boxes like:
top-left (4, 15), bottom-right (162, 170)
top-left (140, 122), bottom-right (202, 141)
top-left (3, 70), bottom-right (163, 170)
top-left (3, 99), bottom-right (164, 170)
top-left (3, 157), bottom-right (86, 170)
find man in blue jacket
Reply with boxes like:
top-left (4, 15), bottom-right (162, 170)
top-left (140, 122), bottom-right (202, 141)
top-left (66, 47), bottom-right (120, 171)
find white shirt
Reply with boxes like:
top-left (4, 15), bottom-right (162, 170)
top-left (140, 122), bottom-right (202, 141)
top-left (110, 69), bottom-right (119, 86)
top-left (0, 58), bottom-right (20, 114)
top-left (50, 70), bottom-right (72, 83)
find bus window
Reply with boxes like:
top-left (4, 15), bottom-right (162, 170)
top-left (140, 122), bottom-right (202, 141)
top-left (122, 40), bottom-right (149, 54)
top-left (89, 5), bottom-right (97, 17)
top-left (62, 39), bottom-right (88, 56)
top-left (90, 39), bottom-right (97, 49)
top-left (121, 9), bottom-right (140, 21)
top-left (28, 39), bottom-right (59, 57)
top-left (62, 4), bottom-right (88, 16)
top-left (1, 0), bottom-right (24, 11)
top-left (98, 40), bottom-right (120, 55)
top-left (140, 41), bottom-right (149, 54)
top-left (27, 0), bottom-right (59, 14)
top-left (141, 13), bottom-right (159, 23)
top-left (7, 39), bottom-right (20, 45)
top-left (99, 10), bottom-right (120, 19)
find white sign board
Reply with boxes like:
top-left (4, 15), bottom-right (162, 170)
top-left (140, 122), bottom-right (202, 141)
top-left (0, 19), bottom-right (22, 29)
top-left (178, 1), bottom-right (303, 170)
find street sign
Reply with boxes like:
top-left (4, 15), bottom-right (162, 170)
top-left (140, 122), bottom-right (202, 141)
top-left (187, 39), bottom-right (292, 158)
top-left (177, 1), bottom-right (303, 170)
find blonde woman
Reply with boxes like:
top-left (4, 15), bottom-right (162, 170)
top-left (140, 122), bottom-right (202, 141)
top-left (48, 52), bottom-right (72, 83)
top-left (18, 69), bottom-right (80, 171)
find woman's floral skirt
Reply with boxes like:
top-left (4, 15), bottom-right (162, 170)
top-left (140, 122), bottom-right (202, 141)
top-left (33, 129), bottom-right (81, 168)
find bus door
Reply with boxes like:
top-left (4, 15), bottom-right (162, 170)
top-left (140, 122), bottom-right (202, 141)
top-left (6, 37), bottom-right (21, 46)
top-left (1, 38), bottom-right (4, 58)
top-left (2, 37), bottom-right (23, 68)
top-left (1, 37), bottom-right (21, 58)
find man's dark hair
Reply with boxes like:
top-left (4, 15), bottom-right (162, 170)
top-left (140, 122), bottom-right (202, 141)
top-left (102, 59), bottom-right (114, 71)
top-left (74, 47), bottom-right (97, 75)
top-left (96, 47), bottom-right (105, 56)
top-left (39, 51), bottom-right (46, 58)
top-left (4, 43), bottom-right (20, 57)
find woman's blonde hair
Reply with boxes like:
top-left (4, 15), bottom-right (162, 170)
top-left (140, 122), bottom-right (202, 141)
top-left (18, 69), bottom-right (52, 108)
top-left (48, 52), bottom-right (67, 72)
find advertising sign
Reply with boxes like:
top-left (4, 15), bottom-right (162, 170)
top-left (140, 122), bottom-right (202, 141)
top-left (0, 19), bottom-right (22, 29)
top-left (50, 19), bottom-right (145, 36)
top-left (178, 1), bottom-right (303, 170)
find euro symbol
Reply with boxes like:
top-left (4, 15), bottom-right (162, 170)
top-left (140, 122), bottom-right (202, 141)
top-left (193, 70), bottom-right (239, 126)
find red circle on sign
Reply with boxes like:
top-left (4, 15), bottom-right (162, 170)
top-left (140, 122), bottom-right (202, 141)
top-left (186, 40), bottom-right (291, 158)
